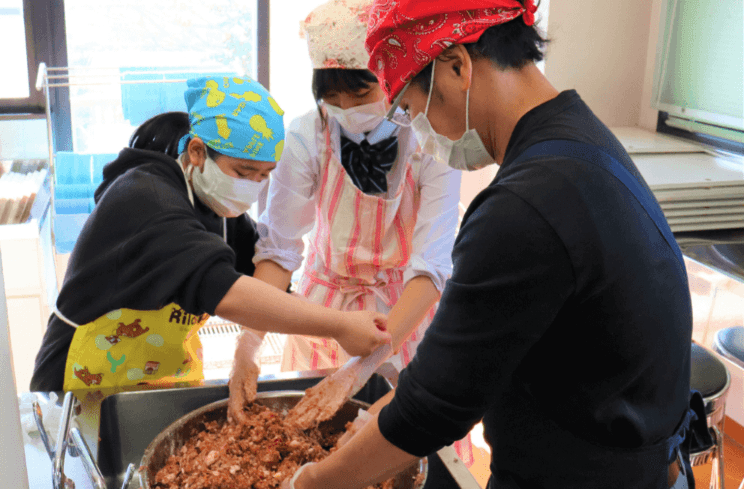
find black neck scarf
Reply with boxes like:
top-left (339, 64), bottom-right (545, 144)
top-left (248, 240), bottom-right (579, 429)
top-left (340, 134), bottom-right (398, 194)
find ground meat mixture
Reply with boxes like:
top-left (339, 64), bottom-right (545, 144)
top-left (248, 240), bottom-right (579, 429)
top-left (152, 403), bottom-right (397, 489)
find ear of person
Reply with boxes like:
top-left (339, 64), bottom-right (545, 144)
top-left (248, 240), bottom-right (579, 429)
top-left (439, 45), bottom-right (473, 94)
top-left (432, 47), bottom-right (473, 116)
top-left (187, 137), bottom-right (207, 172)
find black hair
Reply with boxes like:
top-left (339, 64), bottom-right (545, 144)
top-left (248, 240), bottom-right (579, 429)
top-left (411, 12), bottom-right (549, 94)
top-left (128, 111), bottom-right (190, 159)
top-left (133, 111), bottom-right (224, 160)
top-left (205, 146), bottom-right (222, 160)
top-left (176, 138), bottom-right (223, 160)
top-left (312, 68), bottom-right (378, 101)
top-left (312, 68), bottom-right (379, 127)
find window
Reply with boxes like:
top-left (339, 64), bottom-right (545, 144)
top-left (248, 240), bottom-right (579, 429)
top-left (58, 0), bottom-right (263, 153)
top-left (268, 0), bottom-right (326, 125)
top-left (653, 0), bottom-right (744, 147)
top-left (0, 0), bottom-right (29, 99)
top-left (0, 0), bottom-right (46, 113)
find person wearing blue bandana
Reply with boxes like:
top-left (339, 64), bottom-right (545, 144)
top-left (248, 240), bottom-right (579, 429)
top-left (30, 76), bottom-right (391, 414)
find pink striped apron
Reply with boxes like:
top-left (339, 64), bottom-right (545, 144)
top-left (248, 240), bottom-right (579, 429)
top-left (279, 122), bottom-right (473, 467)
top-left (281, 122), bottom-right (433, 373)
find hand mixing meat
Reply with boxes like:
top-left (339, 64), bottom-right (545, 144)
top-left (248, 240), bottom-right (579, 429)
top-left (285, 344), bottom-right (393, 430)
top-left (228, 328), bottom-right (264, 424)
top-left (284, 369), bottom-right (356, 430)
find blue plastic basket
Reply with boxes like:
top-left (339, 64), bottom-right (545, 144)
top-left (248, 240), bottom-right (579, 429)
top-left (54, 213), bottom-right (90, 254)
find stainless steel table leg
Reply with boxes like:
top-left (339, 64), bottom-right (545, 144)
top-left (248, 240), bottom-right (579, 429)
top-left (52, 391), bottom-right (76, 489)
top-left (69, 426), bottom-right (107, 489)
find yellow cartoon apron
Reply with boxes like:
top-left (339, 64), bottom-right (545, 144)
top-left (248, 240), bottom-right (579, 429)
top-left (61, 305), bottom-right (207, 396)
top-left (61, 156), bottom-right (218, 397)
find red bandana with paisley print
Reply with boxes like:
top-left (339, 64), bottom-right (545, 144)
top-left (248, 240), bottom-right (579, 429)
top-left (365, 0), bottom-right (537, 102)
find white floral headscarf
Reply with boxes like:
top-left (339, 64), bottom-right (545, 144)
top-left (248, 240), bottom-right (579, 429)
top-left (301, 0), bottom-right (374, 70)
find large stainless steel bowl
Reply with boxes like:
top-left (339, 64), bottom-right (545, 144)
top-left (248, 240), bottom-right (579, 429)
top-left (139, 391), bottom-right (427, 488)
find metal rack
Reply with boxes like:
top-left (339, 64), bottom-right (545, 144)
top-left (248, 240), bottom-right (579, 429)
top-left (34, 63), bottom-right (230, 258)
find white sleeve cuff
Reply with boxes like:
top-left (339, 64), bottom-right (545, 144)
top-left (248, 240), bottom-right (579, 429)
top-left (252, 247), bottom-right (304, 273)
top-left (403, 256), bottom-right (451, 292)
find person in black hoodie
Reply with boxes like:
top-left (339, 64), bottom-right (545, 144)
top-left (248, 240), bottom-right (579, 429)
top-left (30, 77), bottom-right (390, 412)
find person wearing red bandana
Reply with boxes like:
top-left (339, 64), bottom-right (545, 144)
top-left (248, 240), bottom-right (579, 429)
top-left (283, 1), bottom-right (695, 489)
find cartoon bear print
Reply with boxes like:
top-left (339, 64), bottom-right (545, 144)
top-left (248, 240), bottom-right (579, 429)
top-left (105, 335), bottom-right (121, 345)
top-left (144, 361), bottom-right (160, 375)
top-left (74, 366), bottom-right (103, 386)
top-left (116, 318), bottom-right (150, 338)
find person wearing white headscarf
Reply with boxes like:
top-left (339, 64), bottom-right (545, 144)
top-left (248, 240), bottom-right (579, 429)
top-left (253, 0), bottom-right (461, 387)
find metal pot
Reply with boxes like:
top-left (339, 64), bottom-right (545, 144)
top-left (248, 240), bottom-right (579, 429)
top-left (139, 391), bottom-right (427, 488)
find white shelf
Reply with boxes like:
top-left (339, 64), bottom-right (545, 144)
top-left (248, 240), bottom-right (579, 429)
top-left (632, 152), bottom-right (744, 190)
top-left (611, 127), bottom-right (743, 234)
top-left (610, 126), bottom-right (707, 154)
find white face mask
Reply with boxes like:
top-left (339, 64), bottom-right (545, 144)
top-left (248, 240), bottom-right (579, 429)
top-left (410, 58), bottom-right (495, 171)
top-left (324, 99), bottom-right (388, 134)
top-left (188, 154), bottom-right (267, 218)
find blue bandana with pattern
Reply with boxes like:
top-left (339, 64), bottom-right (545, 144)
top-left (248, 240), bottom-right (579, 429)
top-left (178, 76), bottom-right (286, 162)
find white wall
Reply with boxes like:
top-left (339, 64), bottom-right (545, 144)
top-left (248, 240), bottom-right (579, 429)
top-left (639, 0), bottom-right (666, 131)
top-left (460, 0), bottom-right (669, 209)
top-left (0, 251), bottom-right (30, 488)
top-left (543, 0), bottom-right (655, 128)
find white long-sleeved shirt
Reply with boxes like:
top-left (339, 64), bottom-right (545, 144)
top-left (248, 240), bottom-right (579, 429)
top-left (254, 109), bottom-right (461, 292)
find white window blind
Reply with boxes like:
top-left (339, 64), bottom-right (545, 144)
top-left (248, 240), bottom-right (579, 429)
top-left (653, 0), bottom-right (744, 139)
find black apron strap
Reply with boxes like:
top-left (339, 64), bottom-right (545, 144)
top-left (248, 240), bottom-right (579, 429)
top-left (680, 390), bottom-right (713, 487)
top-left (511, 139), bottom-right (685, 269)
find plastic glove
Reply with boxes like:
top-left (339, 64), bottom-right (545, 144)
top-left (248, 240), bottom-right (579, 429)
top-left (347, 342), bottom-right (394, 394)
top-left (285, 343), bottom-right (392, 430)
top-left (281, 462), bottom-right (316, 489)
top-left (227, 329), bottom-right (263, 424)
top-left (336, 408), bottom-right (373, 449)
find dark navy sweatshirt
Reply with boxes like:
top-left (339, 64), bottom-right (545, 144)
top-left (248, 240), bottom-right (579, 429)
top-left (378, 91), bottom-right (693, 488)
